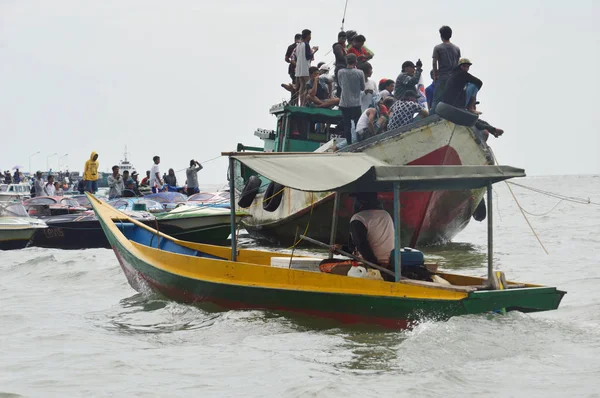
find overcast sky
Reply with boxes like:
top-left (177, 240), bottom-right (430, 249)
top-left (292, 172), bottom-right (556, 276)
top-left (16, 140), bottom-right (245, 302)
top-left (1, 0), bottom-right (598, 184)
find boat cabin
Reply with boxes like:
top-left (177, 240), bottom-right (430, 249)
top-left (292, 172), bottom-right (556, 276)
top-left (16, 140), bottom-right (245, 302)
top-left (0, 183), bottom-right (31, 202)
top-left (236, 103), bottom-right (343, 187)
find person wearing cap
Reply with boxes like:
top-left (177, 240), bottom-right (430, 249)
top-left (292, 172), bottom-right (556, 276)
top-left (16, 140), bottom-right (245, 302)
top-left (318, 63), bottom-right (334, 98)
top-left (337, 53), bottom-right (365, 145)
top-left (394, 59), bottom-right (423, 100)
top-left (431, 25), bottom-right (461, 113)
top-left (131, 171), bottom-right (140, 189)
top-left (332, 31), bottom-right (347, 97)
top-left (355, 97), bottom-right (395, 141)
top-left (442, 58), bottom-right (482, 110)
top-left (378, 79), bottom-right (395, 99)
top-left (387, 90), bottom-right (429, 131)
top-left (442, 59), bottom-right (504, 138)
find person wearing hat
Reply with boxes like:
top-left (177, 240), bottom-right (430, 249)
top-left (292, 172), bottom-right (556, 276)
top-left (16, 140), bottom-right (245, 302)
top-left (431, 25), bottom-right (461, 113)
top-left (394, 59), bottom-right (423, 100)
top-left (387, 90), bottom-right (429, 132)
top-left (378, 79), bottom-right (395, 99)
top-left (442, 58), bottom-right (482, 111)
top-left (443, 59), bottom-right (505, 138)
top-left (318, 63), bottom-right (334, 97)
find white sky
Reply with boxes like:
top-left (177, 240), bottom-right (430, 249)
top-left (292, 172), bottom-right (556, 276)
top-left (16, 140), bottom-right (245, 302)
top-left (1, 0), bottom-right (599, 184)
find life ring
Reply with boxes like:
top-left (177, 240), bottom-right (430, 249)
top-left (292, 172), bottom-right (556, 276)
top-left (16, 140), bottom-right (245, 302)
top-left (262, 181), bottom-right (284, 212)
top-left (435, 102), bottom-right (479, 126)
top-left (237, 175), bottom-right (261, 208)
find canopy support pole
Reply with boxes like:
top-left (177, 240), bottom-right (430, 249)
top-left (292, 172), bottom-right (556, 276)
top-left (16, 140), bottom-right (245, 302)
top-left (228, 156), bottom-right (237, 262)
top-left (328, 193), bottom-right (341, 259)
top-left (393, 183), bottom-right (402, 282)
top-left (487, 182), bottom-right (493, 287)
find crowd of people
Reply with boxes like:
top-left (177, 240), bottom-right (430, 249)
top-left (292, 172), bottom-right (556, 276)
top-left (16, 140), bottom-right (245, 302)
top-left (283, 26), bottom-right (504, 145)
top-left (83, 154), bottom-right (204, 200)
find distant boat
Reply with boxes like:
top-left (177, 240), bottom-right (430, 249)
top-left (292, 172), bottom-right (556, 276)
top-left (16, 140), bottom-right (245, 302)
top-left (119, 146), bottom-right (135, 174)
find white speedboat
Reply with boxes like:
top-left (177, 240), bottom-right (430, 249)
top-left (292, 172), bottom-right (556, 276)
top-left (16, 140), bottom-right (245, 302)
top-left (0, 202), bottom-right (47, 250)
top-left (0, 182), bottom-right (32, 202)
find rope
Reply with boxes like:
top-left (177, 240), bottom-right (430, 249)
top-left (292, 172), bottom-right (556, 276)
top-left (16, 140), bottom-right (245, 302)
top-left (488, 148), bottom-right (549, 255)
top-left (507, 181), bottom-right (600, 206)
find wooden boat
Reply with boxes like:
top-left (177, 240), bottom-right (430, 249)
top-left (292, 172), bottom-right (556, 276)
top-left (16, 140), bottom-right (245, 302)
top-left (236, 104), bottom-right (495, 247)
top-left (89, 152), bottom-right (565, 329)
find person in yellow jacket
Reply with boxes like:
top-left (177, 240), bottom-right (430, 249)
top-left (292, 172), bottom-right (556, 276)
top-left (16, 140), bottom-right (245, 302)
top-left (83, 151), bottom-right (99, 193)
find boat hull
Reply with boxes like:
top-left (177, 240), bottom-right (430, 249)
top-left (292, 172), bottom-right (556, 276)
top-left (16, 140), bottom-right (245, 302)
top-left (0, 228), bottom-right (37, 250)
top-left (239, 116), bottom-right (493, 247)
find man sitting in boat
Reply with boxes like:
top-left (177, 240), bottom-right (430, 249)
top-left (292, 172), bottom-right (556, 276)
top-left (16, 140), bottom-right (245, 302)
top-left (386, 90), bottom-right (429, 131)
top-left (348, 192), bottom-right (395, 280)
top-left (442, 58), bottom-right (504, 139)
top-left (306, 66), bottom-right (340, 109)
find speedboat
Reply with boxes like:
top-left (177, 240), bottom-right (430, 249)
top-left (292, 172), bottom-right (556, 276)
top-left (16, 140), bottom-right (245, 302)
top-left (23, 196), bottom-right (87, 216)
top-left (0, 182), bottom-right (32, 202)
top-left (0, 202), bottom-right (47, 250)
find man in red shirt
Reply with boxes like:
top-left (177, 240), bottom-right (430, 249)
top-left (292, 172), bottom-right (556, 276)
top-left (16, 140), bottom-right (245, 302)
top-left (347, 34), bottom-right (373, 63)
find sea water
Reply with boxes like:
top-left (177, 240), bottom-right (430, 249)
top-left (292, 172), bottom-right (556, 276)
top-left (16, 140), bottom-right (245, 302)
top-left (1, 176), bottom-right (599, 397)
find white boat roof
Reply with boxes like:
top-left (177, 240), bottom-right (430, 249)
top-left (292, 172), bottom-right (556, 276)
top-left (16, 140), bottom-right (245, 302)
top-left (226, 152), bottom-right (525, 192)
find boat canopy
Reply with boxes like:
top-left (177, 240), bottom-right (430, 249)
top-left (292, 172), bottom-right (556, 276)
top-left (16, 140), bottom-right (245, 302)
top-left (227, 152), bottom-right (525, 192)
top-left (269, 104), bottom-right (342, 123)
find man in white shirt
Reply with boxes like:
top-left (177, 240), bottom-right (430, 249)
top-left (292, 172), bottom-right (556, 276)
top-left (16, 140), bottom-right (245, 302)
top-left (149, 155), bottom-right (163, 194)
top-left (357, 62), bottom-right (378, 112)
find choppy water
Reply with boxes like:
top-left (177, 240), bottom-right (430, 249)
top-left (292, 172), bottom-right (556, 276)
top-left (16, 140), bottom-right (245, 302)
top-left (1, 176), bottom-right (599, 397)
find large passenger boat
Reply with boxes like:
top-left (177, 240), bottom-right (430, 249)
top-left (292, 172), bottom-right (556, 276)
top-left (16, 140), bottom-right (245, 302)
top-left (234, 102), bottom-right (494, 247)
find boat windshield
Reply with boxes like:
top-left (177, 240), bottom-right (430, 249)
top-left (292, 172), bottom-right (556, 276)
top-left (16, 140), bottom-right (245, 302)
top-left (26, 197), bottom-right (58, 205)
top-left (0, 203), bottom-right (28, 217)
top-left (60, 198), bottom-right (80, 207)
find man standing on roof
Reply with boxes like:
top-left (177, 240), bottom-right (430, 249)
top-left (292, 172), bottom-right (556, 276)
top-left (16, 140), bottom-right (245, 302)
top-left (149, 156), bottom-right (163, 194)
top-left (332, 31), bottom-right (347, 97)
top-left (285, 33), bottom-right (301, 84)
top-left (83, 151), bottom-right (99, 193)
top-left (394, 59), bottom-right (423, 100)
top-left (337, 53), bottom-right (365, 145)
top-left (358, 62), bottom-right (378, 112)
top-left (186, 160), bottom-right (203, 196)
top-left (387, 90), bottom-right (429, 131)
top-left (295, 29), bottom-right (318, 106)
top-left (431, 25), bottom-right (461, 113)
